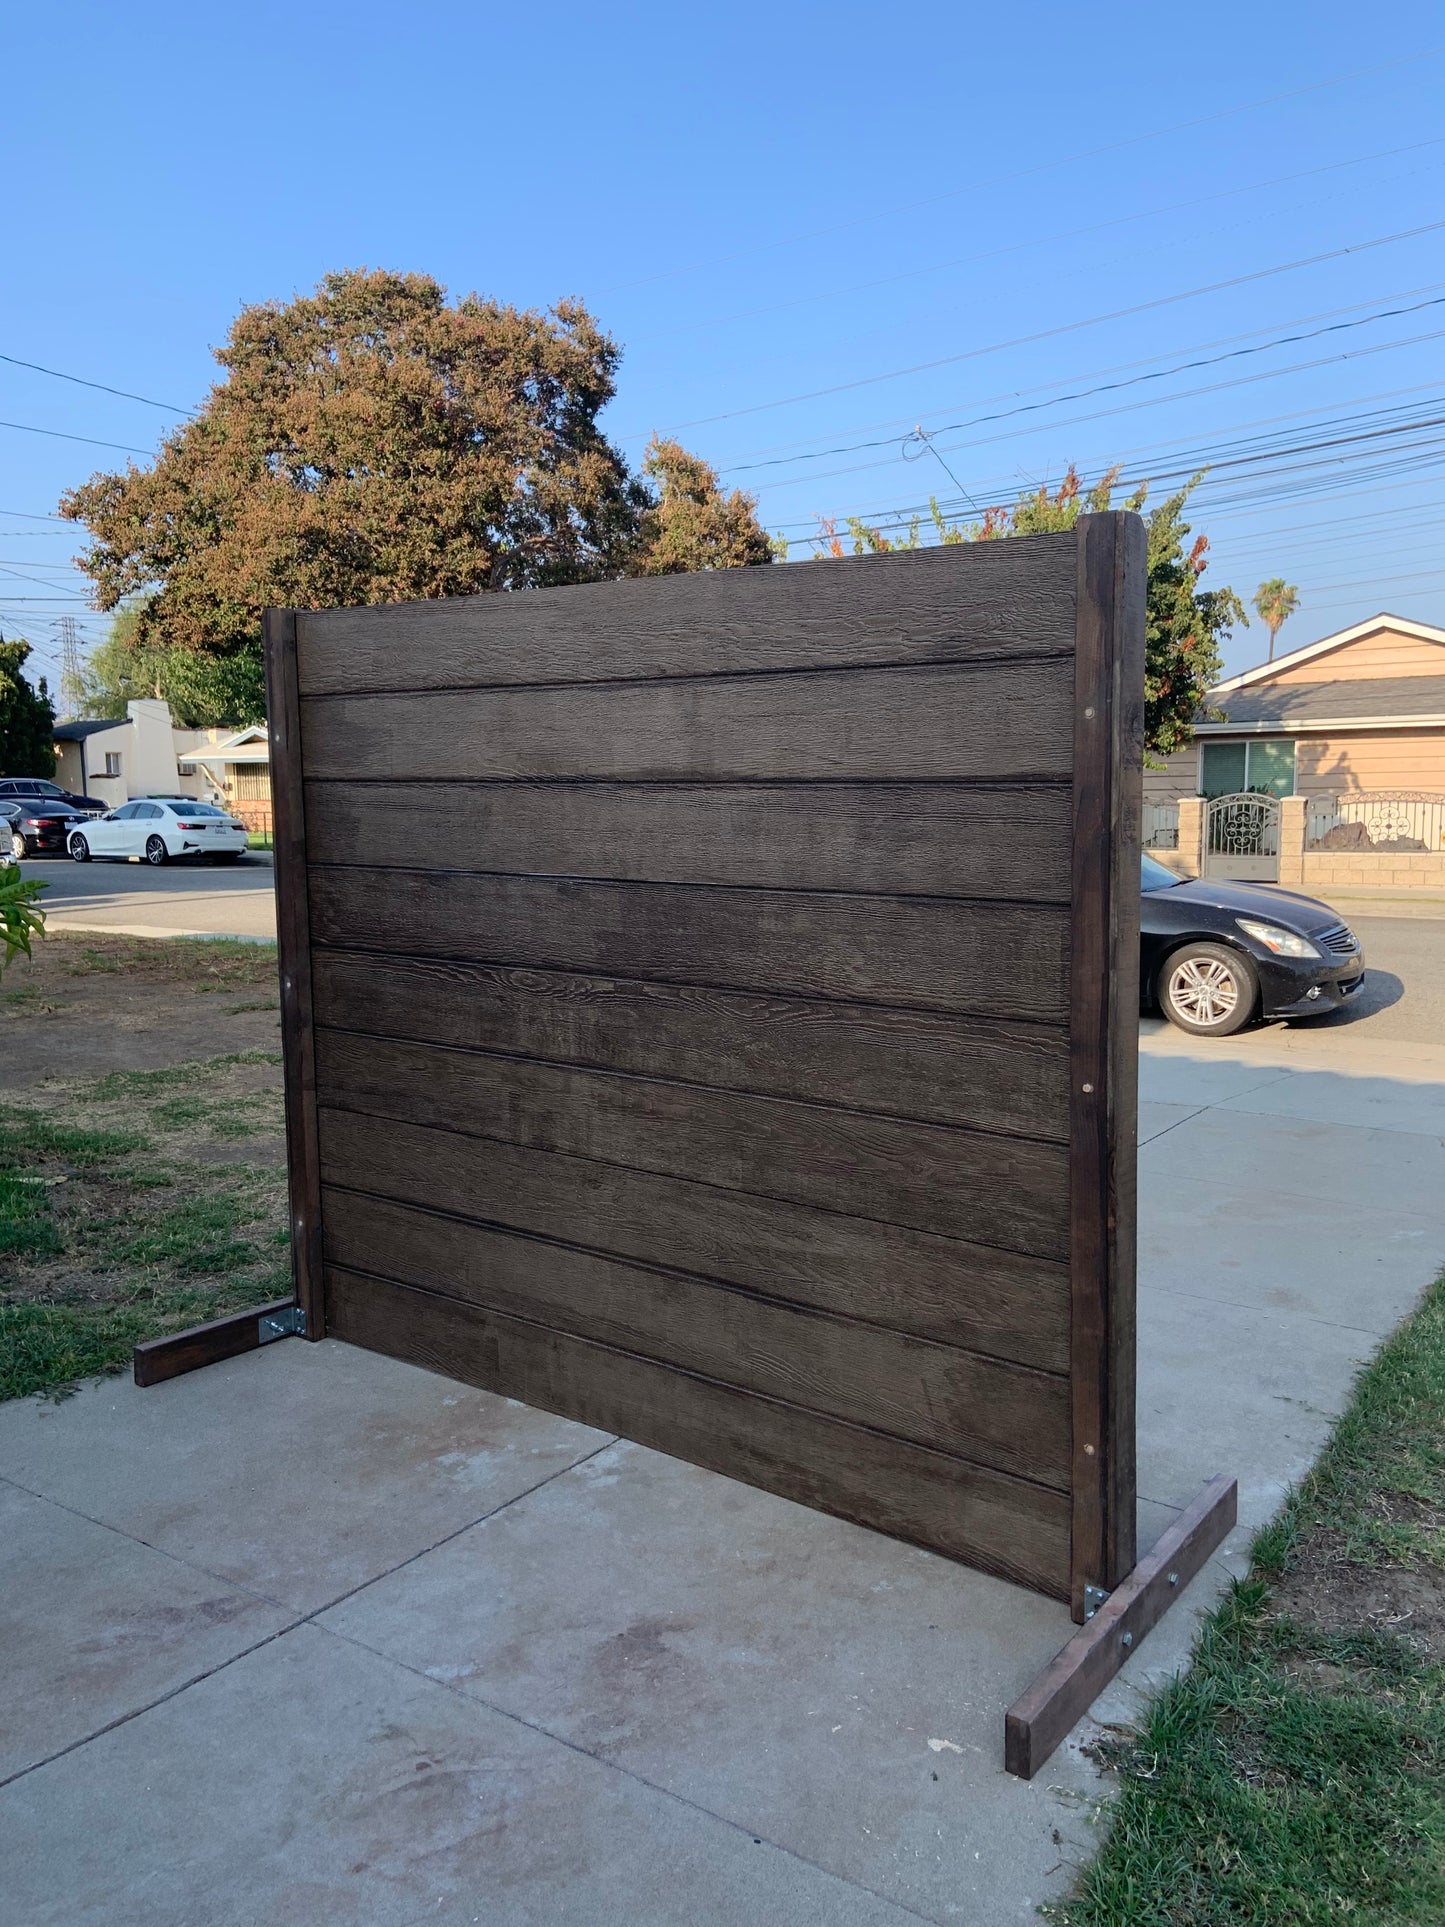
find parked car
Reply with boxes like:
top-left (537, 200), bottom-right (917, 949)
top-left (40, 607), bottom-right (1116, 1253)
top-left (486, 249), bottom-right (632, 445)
top-left (5, 796), bottom-right (89, 860)
top-left (1142, 853), bottom-right (1364, 1036)
top-left (0, 775), bottom-right (109, 815)
top-left (68, 799), bottom-right (250, 866)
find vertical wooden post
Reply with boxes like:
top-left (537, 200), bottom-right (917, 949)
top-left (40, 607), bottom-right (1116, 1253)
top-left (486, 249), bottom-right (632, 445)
top-left (1067, 514), bottom-right (1146, 1619)
top-left (263, 609), bottom-right (325, 1340)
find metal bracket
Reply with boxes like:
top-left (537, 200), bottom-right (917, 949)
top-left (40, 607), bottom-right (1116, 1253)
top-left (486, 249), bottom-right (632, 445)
top-left (1082, 1585), bottom-right (1110, 1620)
top-left (259, 1305), bottom-right (307, 1343)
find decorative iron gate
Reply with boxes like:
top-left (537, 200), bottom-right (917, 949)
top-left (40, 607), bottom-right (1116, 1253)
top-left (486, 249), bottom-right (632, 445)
top-left (1205, 790), bottom-right (1280, 881)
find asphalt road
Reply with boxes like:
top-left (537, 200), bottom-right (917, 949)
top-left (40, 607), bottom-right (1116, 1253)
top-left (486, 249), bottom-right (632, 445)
top-left (19, 854), bottom-right (278, 941)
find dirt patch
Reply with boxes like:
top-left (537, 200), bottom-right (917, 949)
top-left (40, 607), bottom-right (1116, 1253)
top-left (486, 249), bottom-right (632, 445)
top-left (1272, 1529), bottom-right (1445, 1659)
top-left (1, 932), bottom-right (280, 1091)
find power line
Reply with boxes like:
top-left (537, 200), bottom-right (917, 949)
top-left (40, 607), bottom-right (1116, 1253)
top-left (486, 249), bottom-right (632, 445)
top-left (653, 141), bottom-right (1445, 352)
top-left (595, 43), bottom-right (1445, 296)
top-left (724, 294), bottom-right (1445, 476)
top-left (628, 218), bottom-right (1445, 436)
top-left (0, 418), bottom-right (154, 456)
top-left (0, 352), bottom-right (191, 415)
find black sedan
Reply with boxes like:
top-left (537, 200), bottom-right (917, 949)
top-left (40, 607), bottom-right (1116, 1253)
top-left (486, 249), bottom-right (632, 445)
top-left (1142, 853), bottom-right (1365, 1036)
top-left (0, 776), bottom-right (110, 815)
top-left (4, 797), bottom-right (89, 860)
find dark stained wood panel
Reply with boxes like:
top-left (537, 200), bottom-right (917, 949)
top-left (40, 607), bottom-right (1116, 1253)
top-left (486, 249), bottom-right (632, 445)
top-left (310, 951), bottom-right (1069, 1139)
top-left (314, 1029), bottom-right (1071, 1259)
top-left (308, 869), bottom-right (1071, 1023)
top-left (300, 659), bottom-right (1074, 783)
top-left (317, 1110), bottom-right (1071, 1372)
top-left (296, 533), bottom-right (1078, 695)
top-left (322, 1191), bottom-right (1070, 1487)
top-left (327, 1266), bottom-right (1074, 1598)
top-left (304, 780), bottom-right (1073, 900)
top-left (274, 517), bottom-right (1143, 1611)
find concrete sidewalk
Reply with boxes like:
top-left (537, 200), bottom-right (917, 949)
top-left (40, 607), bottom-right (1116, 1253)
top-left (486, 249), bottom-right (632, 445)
top-left (3, 1017), bottom-right (1444, 1924)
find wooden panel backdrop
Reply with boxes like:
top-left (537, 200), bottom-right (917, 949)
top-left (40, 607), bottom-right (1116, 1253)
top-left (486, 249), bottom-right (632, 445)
top-left (264, 512), bottom-right (1145, 1614)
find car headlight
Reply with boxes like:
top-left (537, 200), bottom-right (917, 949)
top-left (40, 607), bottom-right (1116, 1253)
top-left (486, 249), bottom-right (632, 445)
top-left (1236, 917), bottom-right (1320, 959)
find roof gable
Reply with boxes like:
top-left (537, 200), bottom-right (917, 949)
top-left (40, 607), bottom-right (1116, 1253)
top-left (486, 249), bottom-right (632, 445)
top-left (1213, 614), bottom-right (1445, 694)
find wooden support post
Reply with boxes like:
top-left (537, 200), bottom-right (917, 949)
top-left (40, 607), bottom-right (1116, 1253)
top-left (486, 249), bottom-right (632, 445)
top-left (263, 607), bottom-right (325, 1341)
top-left (1004, 1473), bottom-right (1238, 1779)
top-left (133, 1300), bottom-right (300, 1388)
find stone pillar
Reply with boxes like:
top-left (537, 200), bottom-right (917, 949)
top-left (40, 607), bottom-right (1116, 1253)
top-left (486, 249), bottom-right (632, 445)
top-left (1175, 796), bottom-right (1204, 875)
top-left (1277, 795), bottom-right (1306, 887)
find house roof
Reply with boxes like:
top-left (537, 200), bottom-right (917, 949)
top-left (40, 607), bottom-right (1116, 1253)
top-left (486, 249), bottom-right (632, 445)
top-left (1213, 613), bottom-right (1445, 694)
top-left (1198, 674), bottom-right (1445, 735)
top-left (53, 719), bottom-right (125, 741)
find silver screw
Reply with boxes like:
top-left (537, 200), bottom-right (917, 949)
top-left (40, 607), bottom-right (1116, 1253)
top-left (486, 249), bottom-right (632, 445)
top-left (1081, 1082), bottom-right (1094, 1094)
top-left (1121, 1632), bottom-right (1133, 1649)
top-left (1084, 706), bottom-right (1096, 719)
top-left (1168, 1572), bottom-right (1180, 1587)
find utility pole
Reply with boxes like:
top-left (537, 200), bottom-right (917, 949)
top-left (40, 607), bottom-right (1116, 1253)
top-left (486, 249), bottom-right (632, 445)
top-left (56, 615), bottom-right (84, 718)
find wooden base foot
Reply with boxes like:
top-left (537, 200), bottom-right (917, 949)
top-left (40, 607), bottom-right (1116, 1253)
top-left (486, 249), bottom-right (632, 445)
top-left (133, 1300), bottom-right (301, 1388)
top-left (1005, 1473), bottom-right (1237, 1779)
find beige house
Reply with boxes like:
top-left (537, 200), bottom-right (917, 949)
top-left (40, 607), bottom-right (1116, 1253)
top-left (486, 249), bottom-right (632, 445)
top-left (53, 700), bottom-right (219, 809)
top-left (1146, 613), bottom-right (1445, 886)
top-left (183, 726), bottom-right (274, 832)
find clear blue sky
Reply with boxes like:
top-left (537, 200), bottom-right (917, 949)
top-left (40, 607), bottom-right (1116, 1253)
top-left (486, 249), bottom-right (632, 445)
top-left (3, 1), bottom-right (1444, 691)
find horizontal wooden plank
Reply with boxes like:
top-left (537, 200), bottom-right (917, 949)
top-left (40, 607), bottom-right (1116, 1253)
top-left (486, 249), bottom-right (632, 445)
top-left (315, 1031), bottom-right (1070, 1258)
top-left (323, 1192), bottom-right (1069, 1487)
top-left (311, 951), bottom-right (1068, 1139)
top-left (318, 1110), bottom-right (1069, 1370)
top-left (133, 1299), bottom-right (294, 1387)
top-left (308, 868), bottom-right (1070, 1022)
top-left (326, 1266), bottom-right (1073, 1596)
top-left (295, 535), bottom-right (1078, 695)
top-left (304, 782), bottom-right (1073, 900)
top-left (300, 659), bottom-right (1073, 784)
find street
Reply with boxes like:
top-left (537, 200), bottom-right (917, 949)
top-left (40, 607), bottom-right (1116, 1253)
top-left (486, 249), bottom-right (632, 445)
top-left (19, 854), bottom-right (278, 942)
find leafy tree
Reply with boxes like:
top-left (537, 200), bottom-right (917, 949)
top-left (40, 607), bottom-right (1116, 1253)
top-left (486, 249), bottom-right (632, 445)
top-left (61, 270), bottom-right (770, 719)
top-left (76, 604), bottom-right (265, 727)
top-left (1253, 577), bottom-right (1299, 661)
top-left (0, 638), bottom-right (57, 777)
top-left (630, 440), bottom-right (774, 575)
top-left (0, 866), bottom-right (47, 980)
top-left (837, 466), bottom-right (1245, 760)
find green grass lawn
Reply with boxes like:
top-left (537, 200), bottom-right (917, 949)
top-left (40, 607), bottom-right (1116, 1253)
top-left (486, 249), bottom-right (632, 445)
top-left (0, 1050), bottom-right (288, 1400)
top-left (1056, 1270), bottom-right (1445, 1926)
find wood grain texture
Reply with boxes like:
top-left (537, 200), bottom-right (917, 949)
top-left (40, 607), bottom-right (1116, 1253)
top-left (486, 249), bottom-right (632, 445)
top-left (317, 1109), bottom-right (1071, 1371)
top-left (300, 659), bottom-right (1074, 783)
top-left (296, 534), bottom-right (1077, 695)
top-left (322, 1191), bottom-right (1069, 1486)
top-left (307, 868), bottom-right (1071, 1022)
top-left (327, 1266), bottom-right (1074, 1598)
top-left (314, 1030), bottom-right (1071, 1258)
top-left (1067, 513), bottom-right (1146, 1616)
top-left (263, 608), bottom-right (324, 1339)
top-left (1005, 1475), bottom-right (1237, 1777)
top-left (304, 780), bottom-right (1073, 899)
top-left (310, 950), bottom-right (1069, 1139)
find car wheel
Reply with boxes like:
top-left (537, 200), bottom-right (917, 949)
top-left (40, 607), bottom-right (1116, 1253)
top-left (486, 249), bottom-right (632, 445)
top-left (9, 830), bottom-right (25, 862)
top-left (144, 835), bottom-right (169, 866)
top-left (1160, 942), bottom-right (1258, 1037)
top-left (70, 834), bottom-right (91, 863)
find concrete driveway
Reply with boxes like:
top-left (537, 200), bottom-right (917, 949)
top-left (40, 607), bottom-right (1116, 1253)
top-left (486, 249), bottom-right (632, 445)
top-left (3, 928), bottom-right (1444, 1924)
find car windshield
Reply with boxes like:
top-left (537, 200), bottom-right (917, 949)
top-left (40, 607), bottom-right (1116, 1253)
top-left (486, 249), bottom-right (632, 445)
top-left (1141, 853), bottom-right (1185, 893)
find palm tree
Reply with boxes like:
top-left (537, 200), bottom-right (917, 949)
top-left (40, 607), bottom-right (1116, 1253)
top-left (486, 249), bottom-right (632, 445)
top-left (1253, 578), bottom-right (1300, 662)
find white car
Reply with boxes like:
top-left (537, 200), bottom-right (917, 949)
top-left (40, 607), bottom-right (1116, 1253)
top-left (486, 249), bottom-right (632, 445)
top-left (68, 798), bottom-right (251, 866)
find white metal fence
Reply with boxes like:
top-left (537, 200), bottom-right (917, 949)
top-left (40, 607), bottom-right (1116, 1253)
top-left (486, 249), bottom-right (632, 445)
top-left (1142, 800), bottom-right (1180, 850)
top-left (1305, 793), bottom-right (1445, 853)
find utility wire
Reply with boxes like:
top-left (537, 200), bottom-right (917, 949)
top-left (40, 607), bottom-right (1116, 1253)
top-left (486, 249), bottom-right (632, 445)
top-left (0, 418), bottom-right (154, 456)
top-left (637, 219), bottom-right (1445, 435)
top-left (0, 352), bottom-right (191, 415)
top-left (725, 294), bottom-right (1445, 475)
